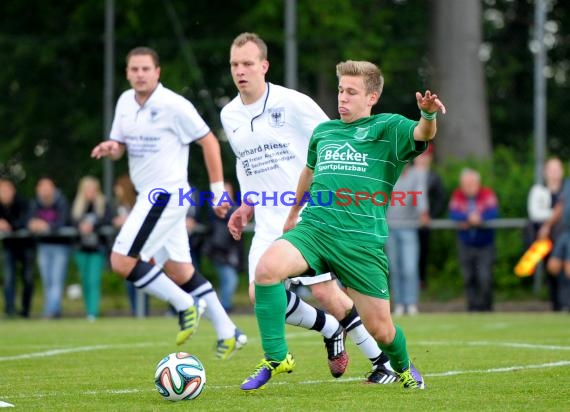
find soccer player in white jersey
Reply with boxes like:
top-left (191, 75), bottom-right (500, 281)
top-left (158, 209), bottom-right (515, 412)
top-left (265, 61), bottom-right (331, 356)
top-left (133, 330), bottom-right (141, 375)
top-left (221, 32), bottom-right (396, 383)
top-left (91, 47), bottom-right (246, 359)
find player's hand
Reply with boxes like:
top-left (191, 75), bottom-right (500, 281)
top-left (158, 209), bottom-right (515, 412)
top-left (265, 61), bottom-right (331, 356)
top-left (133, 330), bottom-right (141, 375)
top-left (283, 213), bottom-right (299, 233)
top-left (91, 140), bottom-right (121, 159)
top-left (227, 203), bottom-right (253, 240)
top-left (213, 203), bottom-right (230, 219)
top-left (416, 90), bottom-right (446, 114)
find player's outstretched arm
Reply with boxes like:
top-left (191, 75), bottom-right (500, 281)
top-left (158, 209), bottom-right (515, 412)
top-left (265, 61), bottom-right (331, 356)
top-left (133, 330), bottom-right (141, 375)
top-left (413, 90), bottom-right (446, 142)
top-left (90, 140), bottom-right (125, 160)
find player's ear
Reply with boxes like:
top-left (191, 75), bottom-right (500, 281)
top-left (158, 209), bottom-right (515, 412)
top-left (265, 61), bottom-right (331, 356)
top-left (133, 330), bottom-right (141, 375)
top-left (368, 91), bottom-right (379, 106)
top-left (261, 59), bottom-right (269, 74)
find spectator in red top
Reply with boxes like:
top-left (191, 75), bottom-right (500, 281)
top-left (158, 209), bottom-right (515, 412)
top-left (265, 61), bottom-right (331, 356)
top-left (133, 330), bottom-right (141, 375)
top-left (449, 168), bottom-right (499, 312)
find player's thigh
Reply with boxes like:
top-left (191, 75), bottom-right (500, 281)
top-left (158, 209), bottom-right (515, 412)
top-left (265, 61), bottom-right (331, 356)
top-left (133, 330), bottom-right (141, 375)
top-left (161, 219), bottom-right (192, 264)
top-left (113, 197), bottom-right (188, 261)
top-left (330, 244), bottom-right (391, 300)
top-left (310, 280), bottom-right (353, 317)
top-left (255, 239), bottom-right (309, 283)
top-left (141, 204), bottom-right (189, 262)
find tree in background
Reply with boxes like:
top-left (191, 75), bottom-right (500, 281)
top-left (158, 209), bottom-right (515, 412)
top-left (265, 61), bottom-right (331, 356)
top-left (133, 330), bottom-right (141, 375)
top-left (1, 0), bottom-right (569, 198)
top-left (430, 0), bottom-right (492, 160)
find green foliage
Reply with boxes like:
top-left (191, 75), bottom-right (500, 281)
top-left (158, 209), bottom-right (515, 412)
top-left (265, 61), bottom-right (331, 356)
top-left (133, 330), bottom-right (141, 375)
top-left (2, 0), bottom-right (569, 197)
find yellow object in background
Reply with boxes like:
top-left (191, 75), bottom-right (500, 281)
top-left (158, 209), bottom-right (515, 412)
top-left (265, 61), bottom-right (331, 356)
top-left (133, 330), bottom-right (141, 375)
top-left (514, 239), bottom-right (553, 277)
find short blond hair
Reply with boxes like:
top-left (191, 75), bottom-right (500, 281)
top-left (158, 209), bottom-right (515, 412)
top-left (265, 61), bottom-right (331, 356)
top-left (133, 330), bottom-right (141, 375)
top-left (231, 32), bottom-right (268, 60)
top-left (336, 60), bottom-right (384, 96)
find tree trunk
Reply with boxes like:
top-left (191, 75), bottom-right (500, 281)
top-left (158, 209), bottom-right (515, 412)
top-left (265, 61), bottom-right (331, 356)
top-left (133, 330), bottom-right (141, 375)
top-left (430, 0), bottom-right (492, 161)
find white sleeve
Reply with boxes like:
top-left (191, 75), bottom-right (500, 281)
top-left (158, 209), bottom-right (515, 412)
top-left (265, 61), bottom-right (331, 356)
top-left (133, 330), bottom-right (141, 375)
top-left (109, 96), bottom-right (125, 142)
top-left (294, 93), bottom-right (329, 139)
top-left (527, 184), bottom-right (552, 222)
top-left (173, 98), bottom-right (210, 144)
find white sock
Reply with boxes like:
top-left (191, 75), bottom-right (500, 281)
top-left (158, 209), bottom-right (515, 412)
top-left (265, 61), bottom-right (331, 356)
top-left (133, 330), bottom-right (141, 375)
top-left (130, 263), bottom-right (193, 312)
top-left (190, 282), bottom-right (236, 340)
top-left (285, 290), bottom-right (339, 338)
top-left (340, 306), bottom-right (382, 360)
top-left (347, 323), bottom-right (382, 359)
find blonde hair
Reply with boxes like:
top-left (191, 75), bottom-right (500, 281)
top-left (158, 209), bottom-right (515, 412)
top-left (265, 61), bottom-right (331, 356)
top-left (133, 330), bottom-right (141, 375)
top-left (71, 176), bottom-right (106, 221)
top-left (231, 32), bottom-right (268, 60)
top-left (336, 60), bottom-right (384, 96)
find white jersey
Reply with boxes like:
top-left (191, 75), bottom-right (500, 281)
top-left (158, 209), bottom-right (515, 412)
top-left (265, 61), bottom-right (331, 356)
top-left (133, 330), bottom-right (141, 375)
top-left (221, 83), bottom-right (329, 242)
top-left (110, 83), bottom-right (210, 193)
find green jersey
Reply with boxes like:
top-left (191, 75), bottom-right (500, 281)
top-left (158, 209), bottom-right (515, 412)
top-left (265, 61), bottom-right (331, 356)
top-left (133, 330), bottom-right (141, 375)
top-left (301, 113), bottom-right (427, 246)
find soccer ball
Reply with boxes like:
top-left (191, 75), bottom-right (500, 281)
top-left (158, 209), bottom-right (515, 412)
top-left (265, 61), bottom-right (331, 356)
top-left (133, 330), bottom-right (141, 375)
top-left (154, 352), bottom-right (206, 401)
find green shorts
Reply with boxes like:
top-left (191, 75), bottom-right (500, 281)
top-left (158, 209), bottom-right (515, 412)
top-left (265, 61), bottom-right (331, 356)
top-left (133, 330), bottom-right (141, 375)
top-left (280, 220), bottom-right (390, 299)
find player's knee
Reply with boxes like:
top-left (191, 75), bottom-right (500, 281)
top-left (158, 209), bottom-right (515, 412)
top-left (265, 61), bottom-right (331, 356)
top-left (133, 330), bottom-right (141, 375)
top-left (310, 283), bottom-right (329, 303)
top-left (255, 257), bottom-right (281, 284)
top-left (369, 323), bottom-right (395, 344)
top-left (110, 252), bottom-right (132, 278)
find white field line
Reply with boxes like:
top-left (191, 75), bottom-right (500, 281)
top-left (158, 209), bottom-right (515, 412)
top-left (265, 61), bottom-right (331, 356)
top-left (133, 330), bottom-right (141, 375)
top-left (3, 337), bottom-right (570, 402)
top-left (2, 359), bottom-right (570, 400)
top-left (417, 340), bottom-right (570, 351)
top-left (1, 335), bottom-right (568, 365)
top-left (0, 333), bottom-right (315, 363)
top-left (0, 342), bottom-right (154, 362)
top-left (2, 336), bottom-right (567, 363)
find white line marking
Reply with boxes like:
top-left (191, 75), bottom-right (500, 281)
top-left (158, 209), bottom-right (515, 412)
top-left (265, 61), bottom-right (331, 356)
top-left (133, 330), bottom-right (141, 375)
top-left (417, 340), bottom-right (570, 351)
top-left (0, 401), bottom-right (14, 408)
top-left (0, 333), bottom-right (314, 363)
top-left (3, 359), bottom-right (569, 400)
top-left (0, 342), bottom-right (154, 362)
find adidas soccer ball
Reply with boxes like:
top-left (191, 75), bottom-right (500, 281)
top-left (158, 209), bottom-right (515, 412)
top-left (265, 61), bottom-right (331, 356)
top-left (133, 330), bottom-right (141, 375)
top-left (154, 352), bottom-right (206, 401)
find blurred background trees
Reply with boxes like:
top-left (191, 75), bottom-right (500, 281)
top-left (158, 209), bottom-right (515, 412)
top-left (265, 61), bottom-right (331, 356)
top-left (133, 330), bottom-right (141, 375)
top-left (1, 0), bottom-right (568, 197)
top-left (1, 0), bottom-right (568, 304)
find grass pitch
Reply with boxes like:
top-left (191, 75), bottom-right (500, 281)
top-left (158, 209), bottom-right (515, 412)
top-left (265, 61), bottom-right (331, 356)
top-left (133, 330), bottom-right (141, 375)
top-left (1, 313), bottom-right (569, 411)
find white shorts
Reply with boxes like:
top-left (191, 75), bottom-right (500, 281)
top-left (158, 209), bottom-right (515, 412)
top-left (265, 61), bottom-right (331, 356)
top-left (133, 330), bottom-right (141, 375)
top-left (248, 234), bottom-right (333, 285)
top-left (112, 190), bottom-right (191, 264)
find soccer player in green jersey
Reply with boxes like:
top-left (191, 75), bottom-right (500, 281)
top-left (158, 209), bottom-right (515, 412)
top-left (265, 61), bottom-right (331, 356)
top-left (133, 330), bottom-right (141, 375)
top-left (240, 60), bottom-right (446, 391)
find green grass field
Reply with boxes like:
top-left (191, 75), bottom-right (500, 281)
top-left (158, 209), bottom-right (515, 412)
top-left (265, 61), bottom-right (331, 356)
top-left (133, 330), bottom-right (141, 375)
top-left (1, 313), bottom-right (569, 411)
